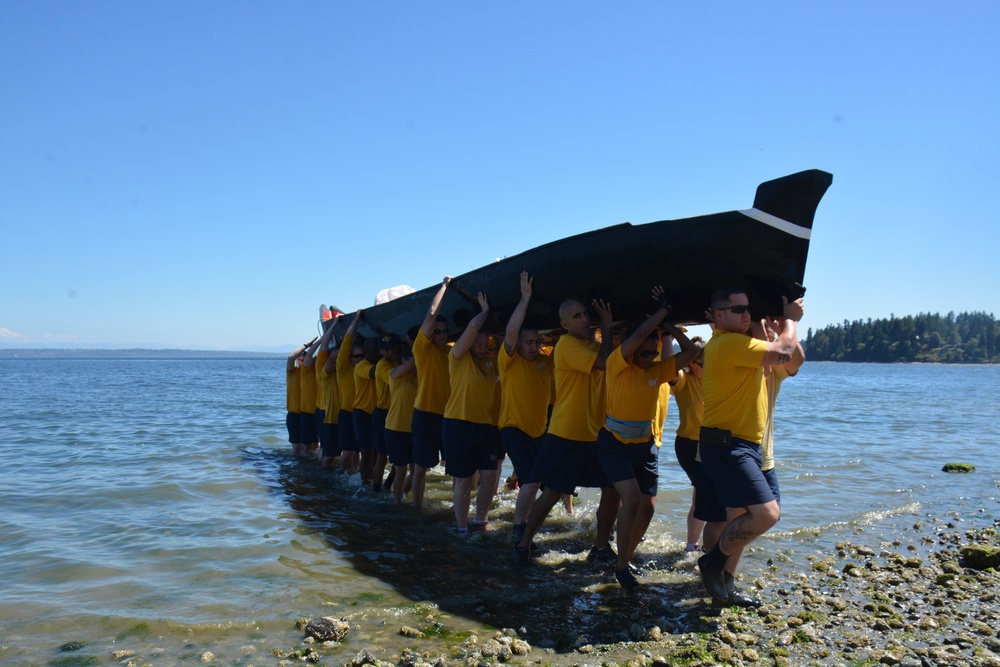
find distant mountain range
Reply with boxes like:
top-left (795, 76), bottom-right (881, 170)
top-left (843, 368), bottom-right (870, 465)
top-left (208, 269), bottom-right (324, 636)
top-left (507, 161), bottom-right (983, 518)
top-left (0, 348), bottom-right (285, 359)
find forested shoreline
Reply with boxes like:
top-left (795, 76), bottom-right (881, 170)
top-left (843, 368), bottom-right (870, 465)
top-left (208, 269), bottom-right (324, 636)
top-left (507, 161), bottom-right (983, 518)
top-left (804, 311), bottom-right (998, 363)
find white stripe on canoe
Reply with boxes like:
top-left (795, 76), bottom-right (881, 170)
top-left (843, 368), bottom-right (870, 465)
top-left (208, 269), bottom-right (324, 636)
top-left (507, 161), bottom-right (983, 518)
top-left (739, 208), bottom-right (812, 240)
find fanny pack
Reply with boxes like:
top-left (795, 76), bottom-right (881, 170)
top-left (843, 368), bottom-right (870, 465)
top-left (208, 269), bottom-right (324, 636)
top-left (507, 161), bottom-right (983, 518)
top-left (700, 426), bottom-right (733, 448)
top-left (605, 416), bottom-right (652, 440)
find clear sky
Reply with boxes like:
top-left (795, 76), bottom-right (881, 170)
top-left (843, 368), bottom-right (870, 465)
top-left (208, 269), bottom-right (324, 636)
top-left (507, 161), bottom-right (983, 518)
top-left (2, 2), bottom-right (997, 350)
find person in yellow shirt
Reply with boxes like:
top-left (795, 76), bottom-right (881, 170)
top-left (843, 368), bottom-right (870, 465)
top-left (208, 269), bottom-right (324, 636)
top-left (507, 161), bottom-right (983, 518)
top-left (298, 336), bottom-right (323, 458)
top-left (697, 287), bottom-right (803, 608)
top-left (513, 296), bottom-right (616, 566)
top-left (321, 326), bottom-right (343, 469)
top-left (372, 333), bottom-right (402, 493)
top-left (353, 336), bottom-right (380, 485)
top-left (758, 316), bottom-right (805, 505)
top-left (285, 338), bottom-right (314, 456)
top-left (386, 338), bottom-right (418, 504)
top-left (497, 273), bottom-right (553, 544)
top-left (597, 287), bottom-right (699, 588)
top-left (668, 338), bottom-right (708, 554)
top-left (336, 310), bottom-right (364, 474)
top-left (312, 318), bottom-right (340, 467)
top-left (410, 278), bottom-right (453, 509)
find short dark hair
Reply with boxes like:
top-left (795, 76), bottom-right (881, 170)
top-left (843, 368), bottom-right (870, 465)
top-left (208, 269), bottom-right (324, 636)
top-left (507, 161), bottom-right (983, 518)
top-left (434, 315), bottom-right (448, 325)
top-left (709, 286), bottom-right (746, 310)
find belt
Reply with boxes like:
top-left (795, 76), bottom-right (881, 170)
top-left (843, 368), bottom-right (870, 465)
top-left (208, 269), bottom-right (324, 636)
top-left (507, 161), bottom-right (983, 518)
top-left (604, 416), bottom-right (652, 440)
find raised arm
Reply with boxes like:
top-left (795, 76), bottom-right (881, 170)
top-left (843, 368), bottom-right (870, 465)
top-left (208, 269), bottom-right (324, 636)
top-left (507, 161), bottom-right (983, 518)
top-left (451, 292), bottom-right (490, 359)
top-left (619, 286), bottom-right (671, 361)
top-left (287, 337), bottom-right (316, 371)
top-left (504, 272), bottom-right (532, 356)
top-left (390, 355), bottom-right (416, 378)
top-left (761, 297), bottom-right (804, 367)
top-left (591, 298), bottom-right (614, 371)
top-left (662, 322), bottom-right (699, 369)
top-left (302, 334), bottom-right (324, 367)
top-left (421, 277), bottom-right (451, 339)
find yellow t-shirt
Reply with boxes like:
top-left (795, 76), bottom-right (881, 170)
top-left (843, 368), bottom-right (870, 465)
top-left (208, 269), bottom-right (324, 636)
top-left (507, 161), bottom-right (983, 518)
top-left (286, 366), bottom-right (301, 414)
top-left (548, 335), bottom-right (605, 442)
top-left (336, 334), bottom-right (356, 415)
top-left (353, 359), bottom-right (377, 414)
top-left (412, 328), bottom-right (452, 414)
top-left (651, 382), bottom-right (671, 447)
top-left (315, 350), bottom-right (330, 412)
top-left (604, 347), bottom-right (678, 444)
top-left (702, 329), bottom-right (768, 443)
top-left (443, 352), bottom-right (496, 424)
top-left (497, 345), bottom-right (553, 438)
top-left (386, 365), bottom-right (418, 433)
top-left (760, 365), bottom-right (789, 471)
top-left (671, 370), bottom-right (703, 441)
top-left (299, 359), bottom-right (318, 414)
top-left (375, 359), bottom-right (395, 411)
top-left (322, 361), bottom-right (340, 424)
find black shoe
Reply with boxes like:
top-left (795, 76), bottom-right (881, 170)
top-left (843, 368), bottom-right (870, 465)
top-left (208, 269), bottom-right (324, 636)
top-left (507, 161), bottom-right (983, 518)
top-left (628, 562), bottom-right (647, 577)
top-left (512, 545), bottom-right (530, 567)
top-left (615, 567), bottom-right (639, 590)
top-left (511, 523), bottom-right (527, 544)
top-left (724, 572), bottom-right (762, 608)
top-left (587, 546), bottom-right (617, 564)
top-left (697, 554), bottom-right (728, 600)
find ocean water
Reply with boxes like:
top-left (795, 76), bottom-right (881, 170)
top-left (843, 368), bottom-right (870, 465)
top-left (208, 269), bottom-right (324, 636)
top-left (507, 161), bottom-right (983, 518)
top-left (1, 359), bottom-right (998, 663)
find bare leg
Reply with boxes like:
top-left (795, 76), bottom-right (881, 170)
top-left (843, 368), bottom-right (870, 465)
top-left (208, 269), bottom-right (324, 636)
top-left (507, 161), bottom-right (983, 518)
top-left (516, 487), bottom-right (561, 549)
top-left (687, 488), bottom-right (705, 549)
top-left (412, 465), bottom-right (429, 509)
top-left (474, 468), bottom-right (499, 525)
top-left (392, 464), bottom-right (407, 503)
top-left (453, 475), bottom-right (474, 530)
top-left (595, 486), bottom-right (620, 550)
top-left (612, 480), bottom-right (641, 571)
top-left (513, 482), bottom-right (540, 525)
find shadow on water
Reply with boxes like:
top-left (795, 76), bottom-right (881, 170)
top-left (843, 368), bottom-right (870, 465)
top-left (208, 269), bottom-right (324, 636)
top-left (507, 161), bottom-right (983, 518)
top-left (245, 448), bottom-right (722, 651)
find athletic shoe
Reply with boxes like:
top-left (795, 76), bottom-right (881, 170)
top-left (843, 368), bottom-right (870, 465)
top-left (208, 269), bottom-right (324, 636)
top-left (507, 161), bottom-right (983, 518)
top-left (587, 545), bottom-right (617, 564)
top-left (615, 567), bottom-right (639, 590)
top-left (512, 545), bottom-right (530, 567)
top-left (697, 554), bottom-right (728, 601)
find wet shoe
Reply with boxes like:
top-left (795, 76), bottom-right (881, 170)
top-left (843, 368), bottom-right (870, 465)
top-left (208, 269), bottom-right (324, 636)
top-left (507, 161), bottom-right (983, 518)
top-left (512, 545), bottom-right (530, 567)
top-left (615, 567), bottom-right (639, 590)
top-left (725, 572), bottom-right (763, 609)
top-left (587, 546), bottom-right (617, 564)
top-left (628, 562), bottom-right (647, 577)
top-left (697, 554), bottom-right (728, 600)
top-left (511, 523), bottom-right (527, 544)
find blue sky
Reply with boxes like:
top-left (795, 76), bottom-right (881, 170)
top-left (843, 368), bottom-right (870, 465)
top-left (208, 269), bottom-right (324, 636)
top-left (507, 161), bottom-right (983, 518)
top-left (2, 2), bottom-right (997, 350)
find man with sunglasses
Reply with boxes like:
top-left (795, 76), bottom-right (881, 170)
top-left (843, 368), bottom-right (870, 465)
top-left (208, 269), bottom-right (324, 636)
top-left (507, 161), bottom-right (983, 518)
top-left (697, 288), bottom-right (803, 608)
top-left (597, 286), bottom-right (700, 588)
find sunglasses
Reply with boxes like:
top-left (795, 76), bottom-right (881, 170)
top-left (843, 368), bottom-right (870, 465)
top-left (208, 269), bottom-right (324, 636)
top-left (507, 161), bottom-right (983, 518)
top-left (718, 304), bottom-right (750, 314)
top-left (432, 328), bottom-right (448, 335)
top-left (637, 350), bottom-right (658, 359)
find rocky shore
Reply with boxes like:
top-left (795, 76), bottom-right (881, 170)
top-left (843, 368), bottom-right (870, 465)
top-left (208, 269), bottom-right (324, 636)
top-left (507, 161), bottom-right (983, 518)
top-left (49, 507), bottom-right (998, 667)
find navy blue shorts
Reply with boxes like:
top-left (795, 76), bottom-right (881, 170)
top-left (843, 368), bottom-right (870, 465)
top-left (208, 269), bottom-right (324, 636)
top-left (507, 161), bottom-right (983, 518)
top-left (596, 428), bottom-right (658, 496)
top-left (501, 427), bottom-right (543, 484)
top-left (372, 408), bottom-right (389, 455)
top-left (411, 408), bottom-right (443, 468)
top-left (692, 454), bottom-right (726, 522)
top-left (338, 409), bottom-right (357, 452)
top-left (385, 429), bottom-right (414, 467)
top-left (286, 411), bottom-right (301, 444)
top-left (299, 410), bottom-right (318, 444)
top-left (443, 418), bottom-right (497, 478)
top-left (763, 467), bottom-right (781, 504)
top-left (493, 426), bottom-right (505, 459)
top-left (531, 433), bottom-right (610, 495)
top-left (700, 436), bottom-right (775, 509)
top-left (352, 410), bottom-right (374, 452)
top-left (674, 436), bottom-right (699, 486)
top-left (321, 422), bottom-right (340, 457)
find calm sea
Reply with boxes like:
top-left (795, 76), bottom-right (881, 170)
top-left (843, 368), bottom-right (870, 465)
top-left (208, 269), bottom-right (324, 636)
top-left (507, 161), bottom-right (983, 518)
top-left (1, 359), bottom-right (998, 663)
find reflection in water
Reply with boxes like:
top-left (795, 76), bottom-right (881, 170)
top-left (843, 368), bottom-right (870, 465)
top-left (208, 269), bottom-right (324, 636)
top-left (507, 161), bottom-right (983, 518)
top-left (260, 449), bottom-right (719, 650)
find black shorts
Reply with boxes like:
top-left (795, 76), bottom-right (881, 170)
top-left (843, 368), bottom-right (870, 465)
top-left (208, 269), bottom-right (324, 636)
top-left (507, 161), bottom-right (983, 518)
top-left (372, 408), bottom-right (389, 455)
top-left (501, 427), bottom-right (543, 484)
top-left (411, 408), bottom-right (444, 468)
top-left (352, 410), bottom-right (374, 452)
top-left (443, 417), bottom-right (496, 478)
top-left (531, 433), bottom-right (610, 496)
top-left (316, 410), bottom-right (328, 449)
top-left (385, 429), bottom-right (414, 467)
top-left (299, 410), bottom-right (318, 444)
top-left (596, 428), bottom-right (658, 496)
top-left (700, 436), bottom-right (775, 509)
top-left (674, 436), bottom-right (699, 486)
top-left (286, 411), bottom-right (301, 444)
top-left (692, 455), bottom-right (726, 522)
top-left (321, 422), bottom-right (340, 457)
top-left (338, 409), bottom-right (357, 452)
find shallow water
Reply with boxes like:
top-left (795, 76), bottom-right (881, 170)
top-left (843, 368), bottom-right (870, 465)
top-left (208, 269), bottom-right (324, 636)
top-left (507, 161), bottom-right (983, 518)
top-left (0, 359), bottom-right (997, 664)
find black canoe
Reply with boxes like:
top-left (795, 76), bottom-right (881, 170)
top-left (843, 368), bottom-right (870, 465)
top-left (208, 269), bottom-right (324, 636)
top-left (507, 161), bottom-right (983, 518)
top-left (331, 169), bottom-right (832, 340)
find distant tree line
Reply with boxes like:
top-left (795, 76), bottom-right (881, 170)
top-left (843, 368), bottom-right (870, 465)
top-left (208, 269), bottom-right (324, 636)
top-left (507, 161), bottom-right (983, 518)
top-left (804, 311), bottom-right (998, 363)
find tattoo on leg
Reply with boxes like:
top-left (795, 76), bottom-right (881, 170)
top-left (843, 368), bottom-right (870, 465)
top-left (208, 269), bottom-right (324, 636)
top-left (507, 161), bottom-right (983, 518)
top-left (721, 513), bottom-right (758, 553)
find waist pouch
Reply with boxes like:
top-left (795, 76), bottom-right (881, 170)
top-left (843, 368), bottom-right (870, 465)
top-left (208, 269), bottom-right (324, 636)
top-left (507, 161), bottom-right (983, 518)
top-left (605, 416), bottom-right (652, 440)
top-left (700, 426), bottom-right (733, 448)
